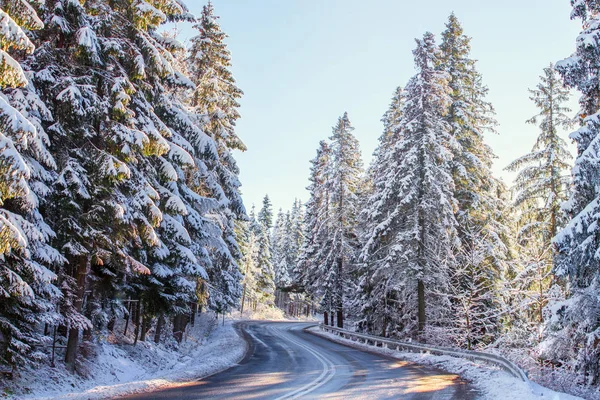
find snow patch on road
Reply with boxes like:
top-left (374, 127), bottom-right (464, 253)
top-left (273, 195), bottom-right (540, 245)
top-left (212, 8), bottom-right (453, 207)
top-left (308, 327), bottom-right (582, 400)
top-left (13, 313), bottom-right (247, 400)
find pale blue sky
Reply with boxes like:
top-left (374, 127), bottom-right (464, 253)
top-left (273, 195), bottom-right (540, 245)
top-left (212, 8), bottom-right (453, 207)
top-left (174, 0), bottom-right (581, 213)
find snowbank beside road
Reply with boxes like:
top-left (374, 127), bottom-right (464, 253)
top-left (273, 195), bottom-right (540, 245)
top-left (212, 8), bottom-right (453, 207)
top-left (13, 314), bottom-right (247, 400)
top-left (308, 327), bottom-right (582, 400)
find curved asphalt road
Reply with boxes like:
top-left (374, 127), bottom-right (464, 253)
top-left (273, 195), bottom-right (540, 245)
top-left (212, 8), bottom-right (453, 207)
top-left (122, 321), bottom-right (479, 399)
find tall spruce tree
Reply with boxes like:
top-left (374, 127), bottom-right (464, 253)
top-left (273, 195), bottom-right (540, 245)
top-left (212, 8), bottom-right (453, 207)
top-left (548, 0), bottom-right (600, 384)
top-left (0, 0), bottom-right (63, 367)
top-left (507, 64), bottom-right (572, 246)
top-left (254, 196), bottom-right (274, 303)
top-left (317, 112), bottom-right (363, 328)
top-left (439, 14), bottom-right (511, 347)
top-left (297, 141), bottom-right (330, 297)
top-left (506, 65), bottom-right (572, 330)
top-left (361, 33), bottom-right (456, 337)
top-left (355, 87), bottom-right (406, 337)
top-left (187, 2), bottom-right (245, 312)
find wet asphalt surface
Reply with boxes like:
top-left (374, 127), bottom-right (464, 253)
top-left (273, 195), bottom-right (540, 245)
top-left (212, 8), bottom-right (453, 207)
top-left (121, 321), bottom-right (479, 399)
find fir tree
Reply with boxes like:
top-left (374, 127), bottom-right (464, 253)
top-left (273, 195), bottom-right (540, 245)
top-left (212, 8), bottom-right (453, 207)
top-left (360, 33), bottom-right (456, 337)
top-left (311, 113), bottom-right (363, 328)
top-left (297, 141), bottom-right (331, 296)
top-left (506, 65), bottom-right (572, 331)
top-left (187, 2), bottom-right (246, 312)
top-left (439, 14), bottom-right (511, 347)
top-left (258, 195), bottom-right (273, 230)
top-left (507, 64), bottom-right (572, 246)
top-left (547, 0), bottom-right (600, 384)
top-left (0, 0), bottom-right (63, 367)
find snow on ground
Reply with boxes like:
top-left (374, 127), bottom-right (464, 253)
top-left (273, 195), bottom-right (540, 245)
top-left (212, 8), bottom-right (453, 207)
top-left (10, 312), bottom-right (247, 400)
top-left (308, 327), bottom-right (582, 400)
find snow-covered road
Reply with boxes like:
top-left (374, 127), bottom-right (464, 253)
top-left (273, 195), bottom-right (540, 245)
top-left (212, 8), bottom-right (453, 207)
top-left (122, 321), bottom-right (478, 399)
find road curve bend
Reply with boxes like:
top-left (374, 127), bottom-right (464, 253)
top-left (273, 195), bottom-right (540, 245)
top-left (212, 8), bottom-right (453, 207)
top-left (123, 321), bottom-right (479, 399)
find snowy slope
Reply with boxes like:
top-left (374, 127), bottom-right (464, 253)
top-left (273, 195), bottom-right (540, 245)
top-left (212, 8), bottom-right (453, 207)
top-left (13, 313), bottom-right (246, 400)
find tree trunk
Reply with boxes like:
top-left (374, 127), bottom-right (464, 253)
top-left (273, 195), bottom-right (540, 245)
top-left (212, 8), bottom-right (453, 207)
top-left (133, 301), bottom-right (141, 345)
top-left (330, 311), bottom-right (334, 326)
top-left (324, 311), bottom-right (328, 325)
top-left (123, 301), bottom-right (132, 336)
top-left (140, 315), bottom-right (150, 342)
top-left (336, 257), bottom-right (344, 329)
top-left (240, 282), bottom-right (247, 316)
top-left (65, 256), bottom-right (89, 372)
top-left (154, 315), bottom-right (164, 344)
top-left (418, 279), bottom-right (426, 333)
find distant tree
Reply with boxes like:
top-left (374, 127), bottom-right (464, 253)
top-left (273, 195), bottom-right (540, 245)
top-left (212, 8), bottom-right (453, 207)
top-left (258, 195), bottom-right (273, 230)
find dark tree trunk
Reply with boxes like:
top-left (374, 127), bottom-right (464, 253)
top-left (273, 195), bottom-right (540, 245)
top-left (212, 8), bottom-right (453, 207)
top-left (139, 315), bottom-right (150, 342)
top-left (324, 312), bottom-right (328, 325)
top-left (191, 303), bottom-right (197, 327)
top-left (418, 279), bottom-right (426, 333)
top-left (330, 312), bottom-right (334, 326)
top-left (336, 257), bottom-right (344, 329)
top-left (173, 314), bottom-right (185, 343)
top-left (65, 256), bottom-right (88, 372)
top-left (154, 315), bottom-right (164, 344)
top-left (133, 301), bottom-right (141, 345)
top-left (123, 301), bottom-right (131, 336)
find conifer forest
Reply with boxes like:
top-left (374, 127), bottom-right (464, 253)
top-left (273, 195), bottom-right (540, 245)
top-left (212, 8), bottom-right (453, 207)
top-left (3, 0), bottom-right (600, 399)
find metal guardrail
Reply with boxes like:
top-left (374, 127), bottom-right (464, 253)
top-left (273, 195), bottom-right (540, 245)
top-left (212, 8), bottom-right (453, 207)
top-left (318, 324), bottom-right (542, 395)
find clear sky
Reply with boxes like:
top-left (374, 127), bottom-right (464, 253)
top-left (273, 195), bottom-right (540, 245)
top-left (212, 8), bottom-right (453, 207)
top-left (174, 0), bottom-right (581, 213)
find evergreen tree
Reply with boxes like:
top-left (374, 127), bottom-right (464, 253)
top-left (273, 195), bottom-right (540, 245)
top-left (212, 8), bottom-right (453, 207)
top-left (297, 141), bottom-right (331, 295)
top-left (236, 217), bottom-right (259, 314)
top-left (355, 87), bottom-right (406, 337)
top-left (547, 0), bottom-right (600, 384)
top-left (258, 195), bottom-right (273, 230)
top-left (439, 14), bottom-right (511, 347)
top-left (360, 33), bottom-right (456, 337)
top-left (318, 112), bottom-right (363, 328)
top-left (272, 209), bottom-right (290, 287)
top-left (272, 200), bottom-right (305, 291)
top-left (187, 2), bottom-right (246, 313)
top-left (253, 197), bottom-right (275, 302)
top-left (507, 64), bottom-right (572, 246)
top-left (506, 65), bottom-right (572, 331)
top-left (0, 0), bottom-right (63, 367)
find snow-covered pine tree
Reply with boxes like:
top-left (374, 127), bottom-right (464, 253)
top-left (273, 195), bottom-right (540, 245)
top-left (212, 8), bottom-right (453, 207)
top-left (448, 227), bottom-right (499, 349)
top-left (546, 0), bottom-right (600, 384)
top-left (355, 87), bottom-right (407, 337)
top-left (272, 209), bottom-right (291, 288)
top-left (0, 0), bottom-right (64, 368)
top-left (297, 141), bottom-right (331, 301)
top-left (320, 112), bottom-right (363, 328)
top-left (361, 33), bottom-right (456, 338)
top-left (28, 0), bottom-right (210, 365)
top-left (439, 14), bottom-right (511, 347)
top-left (235, 216), bottom-right (259, 315)
top-left (507, 64), bottom-right (572, 247)
top-left (187, 2), bottom-right (246, 313)
top-left (505, 64), bottom-right (572, 330)
top-left (253, 196), bottom-right (275, 303)
top-left (258, 195), bottom-right (273, 231)
top-left (288, 199), bottom-right (304, 285)
top-left (272, 200), bottom-right (304, 292)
